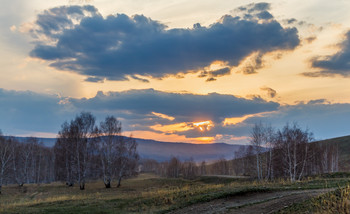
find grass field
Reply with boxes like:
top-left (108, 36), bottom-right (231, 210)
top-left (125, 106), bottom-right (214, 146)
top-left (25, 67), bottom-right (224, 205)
top-left (1, 173), bottom-right (350, 213)
top-left (278, 184), bottom-right (350, 213)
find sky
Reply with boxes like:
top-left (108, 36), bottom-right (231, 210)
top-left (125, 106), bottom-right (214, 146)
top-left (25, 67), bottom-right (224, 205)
top-left (0, 0), bottom-right (350, 144)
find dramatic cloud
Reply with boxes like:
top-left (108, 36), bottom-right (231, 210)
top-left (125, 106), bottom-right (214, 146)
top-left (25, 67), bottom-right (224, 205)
top-left (1, 88), bottom-right (349, 143)
top-left (29, 4), bottom-right (300, 81)
top-left (69, 89), bottom-right (280, 123)
top-left (0, 88), bottom-right (279, 137)
top-left (306, 30), bottom-right (350, 77)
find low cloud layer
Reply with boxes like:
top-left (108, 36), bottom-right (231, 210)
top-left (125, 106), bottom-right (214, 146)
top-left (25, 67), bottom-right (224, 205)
top-left (0, 88), bottom-right (349, 143)
top-left (306, 30), bottom-right (350, 77)
top-left (29, 4), bottom-right (300, 81)
top-left (70, 89), bottom-right (280, 123)
top-left (0, 88), bottom-right (278, 138)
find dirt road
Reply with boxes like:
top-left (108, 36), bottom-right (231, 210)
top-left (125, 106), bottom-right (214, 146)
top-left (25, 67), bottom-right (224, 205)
top-left (169, 188), bottom-right (334, 214)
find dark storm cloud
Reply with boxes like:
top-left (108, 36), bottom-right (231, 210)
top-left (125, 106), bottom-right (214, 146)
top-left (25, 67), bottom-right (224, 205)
top-left (29, 5), bottom-right (300, 81)
top-left (306, 30), bottom-right (350, 77)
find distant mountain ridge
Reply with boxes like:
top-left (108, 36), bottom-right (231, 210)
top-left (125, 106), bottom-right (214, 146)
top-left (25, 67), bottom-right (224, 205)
top-left (9, 135), bottom-right (350, 163)
top-left (10, 136), bottom-right (246, 162)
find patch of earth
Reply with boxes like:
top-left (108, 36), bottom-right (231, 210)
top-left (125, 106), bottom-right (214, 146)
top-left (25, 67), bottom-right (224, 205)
top-left (168, 188), bottom-right (334, 214)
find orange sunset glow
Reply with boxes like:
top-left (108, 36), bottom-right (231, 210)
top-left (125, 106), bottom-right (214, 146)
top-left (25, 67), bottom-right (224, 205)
top-left (0, 0), bottom-right (349, 145)
top-left (193, 121), bottom-right (214, 132)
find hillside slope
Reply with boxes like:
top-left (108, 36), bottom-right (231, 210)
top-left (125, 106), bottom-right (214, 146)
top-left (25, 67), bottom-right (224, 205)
top-left (315, 135), bottom-right (350, 171)
top-left (135, 138), bottom-right (244, 162)
top-left (13, 136), bottom-right (245, 162)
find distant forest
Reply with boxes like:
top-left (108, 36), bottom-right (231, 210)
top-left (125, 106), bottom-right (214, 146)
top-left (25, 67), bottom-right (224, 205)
top-left (142, 122), bottom-right (339, 182)
top-left (0, 113), bottom-right (339, 194)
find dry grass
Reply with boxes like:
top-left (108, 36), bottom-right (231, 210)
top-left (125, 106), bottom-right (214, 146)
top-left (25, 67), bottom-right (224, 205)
top-left (312, 184), bottom-right (350, 214)
top-left (0, 173), bottom-right (349, 213)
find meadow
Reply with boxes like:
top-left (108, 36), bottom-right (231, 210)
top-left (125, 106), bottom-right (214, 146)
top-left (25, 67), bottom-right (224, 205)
top-left (1, 173), bottom-right (350, 213)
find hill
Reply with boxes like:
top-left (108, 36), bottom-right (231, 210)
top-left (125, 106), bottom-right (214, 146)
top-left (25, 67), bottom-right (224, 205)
top-left (12, 136), bottom-right (246, 162)
top-left (315, 135), bottom-right (350, 171)
top-left (134, 138), bottom-right (245, 162)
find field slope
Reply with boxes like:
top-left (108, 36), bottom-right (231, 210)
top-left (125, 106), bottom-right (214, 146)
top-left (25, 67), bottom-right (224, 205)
top-left (314, 135), bottom-right (350, 171)
top-left (1, 173), bottom-right (349, 213)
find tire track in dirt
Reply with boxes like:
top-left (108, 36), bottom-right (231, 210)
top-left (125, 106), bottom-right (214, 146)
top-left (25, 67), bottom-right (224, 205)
top-left (168, 188), bottom-right (334, 214)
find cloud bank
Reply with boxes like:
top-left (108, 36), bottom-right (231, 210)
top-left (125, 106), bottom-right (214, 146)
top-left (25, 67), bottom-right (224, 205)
top-left (29, 4), bottom-right (300, 81)
top-left (0, 88), bottom-right (278, 137)
top-left (1, 88), bottom-right (349, 143)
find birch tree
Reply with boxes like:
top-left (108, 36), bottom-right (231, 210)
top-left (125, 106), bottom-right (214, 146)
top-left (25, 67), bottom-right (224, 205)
top-left (71, 112), bottom-right (97, 190)
top-left (55, 112), bottom-right (97, 190)
top-left (115, 137), bottom-right (139, 187)
top-left (0, 132), bottom-right (13, 194)
top-left (275, 123), bottom-right (313, 182)
top-left (98, 116), bottom-right (122, 188)
top-left (250, 122), bottom-right (265, 180)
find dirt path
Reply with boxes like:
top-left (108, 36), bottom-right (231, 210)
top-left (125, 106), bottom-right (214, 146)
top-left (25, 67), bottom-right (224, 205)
top-left (169, 188), bottom-right (334, 214)
top-left (201, 175), bottom-right (250, 179)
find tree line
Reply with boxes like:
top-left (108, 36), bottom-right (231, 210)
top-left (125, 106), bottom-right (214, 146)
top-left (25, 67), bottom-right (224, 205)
top-left (0, 135), bottom-right (54, 194)
top-left (0, 118), bottom-right (340, 194)
top-left (0, 112), bottom-right (139, 194)
top-left (245, 122), bottom-right (339, 182)
top-left (140, 122), bottom-right (339, 182)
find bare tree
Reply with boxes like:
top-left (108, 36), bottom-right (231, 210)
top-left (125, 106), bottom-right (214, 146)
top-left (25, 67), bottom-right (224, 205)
top-left (233, 146), bottom-right (248, 176)
top-left (98, 116), bottom-right (122, 188)
top-left (55, 121), bottom-right (75, 186)
top-left (250, 122), bottom-right (265, 180)
top-left (0, 131), bottom-right (13, 194)
top-left (167, 157), bottom-right (181, 178)
top-left (140, 159), bottom-right (159, 173)
top-left (55, 112), bottom-right (97, 190)
top-left (11, 138), bottom-right (25, 186)
top-left (97, 116), bottom-right (139, 188)
top-left (320, 143), bottom-right (339, 173)
top-left (264, 124), bottom-right (275, 181)
top-left (115, 137), bottom-right (139, 187)
top-left (182, 158), bottom-right (198, 179)
top-left (200, 161), bottom-right (207, 175)
top-left (275, 123), bottom-right (313, 182)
